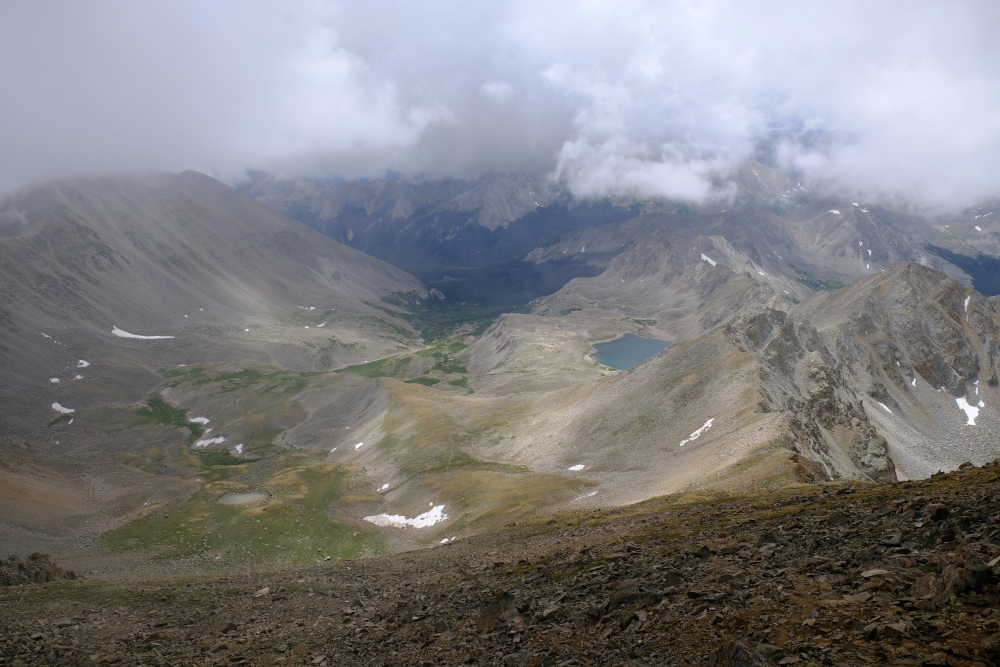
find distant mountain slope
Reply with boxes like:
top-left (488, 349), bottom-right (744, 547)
top-left (0, 171), bottom-right (426, 433)
top-left (493, 262), bottom-right (1000, 507)
top-left (240, 171), bottom-right (642, 310)
top-left (247, 164), bottom-right (1000, 333)
top-left (528, 200), bottom-right (974, 301)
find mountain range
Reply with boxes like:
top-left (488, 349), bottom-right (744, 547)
top-left (1, 164), bottom-right (999, 575)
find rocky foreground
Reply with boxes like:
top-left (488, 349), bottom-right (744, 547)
top-left (5, 463), bottom-right (1000, 667)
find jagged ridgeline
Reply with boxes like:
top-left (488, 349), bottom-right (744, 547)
top-left (2, 167), bottom-right (1000, 574)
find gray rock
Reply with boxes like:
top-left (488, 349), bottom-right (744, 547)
top-left (706, 641), bottom-right (776, 667)
top-left (477, 591), bottom-right (519, 633)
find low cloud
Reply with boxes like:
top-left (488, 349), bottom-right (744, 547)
top-left (1, 1), bottom-right (998, 209)
top-left (480, 81), bottom-right (515, 104)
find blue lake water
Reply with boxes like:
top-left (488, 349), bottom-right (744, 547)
top-left (593, 333), bottom-right (672, 370)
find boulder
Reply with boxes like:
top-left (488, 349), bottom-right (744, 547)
top-left (706, 641), bottom-right (775, 667)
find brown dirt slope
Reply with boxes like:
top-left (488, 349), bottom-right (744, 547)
top-left (4, 461), bottom-right (1000, 666)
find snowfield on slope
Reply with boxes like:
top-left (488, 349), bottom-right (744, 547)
top-left (679, 418), bottom-right (714, 447)
top-left (112, 326), bottom-right (174, 340)
top-left (956, 397), bottom-right (984, 426)
top-left (364, 505), bottom-right (447, 529)
top-left (194, 436), bottom-right (226, 448)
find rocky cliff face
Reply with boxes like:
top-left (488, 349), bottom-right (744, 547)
top-left (720, 263), bottom-right (1000, 484)
top-left (725, 308), bottom-right (896, 484)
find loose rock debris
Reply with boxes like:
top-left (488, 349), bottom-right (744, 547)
top-left (6, 463), bottom-right (1000, 665)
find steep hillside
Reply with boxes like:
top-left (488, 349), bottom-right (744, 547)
top-left (5, 167), bottom-right (1000, 577)
top-left (528, 199), bottom-right (973, 305)
top-left (240, 171), bottom-right (640, 268)
top-left (455, 263), bottom-right (1000, 511)
top-left (6, 457), bottom-right (1000, 667)
top-left (74, 262), bottom-right (999, 576)
top-left (0, 170), bottom-right (427, 433)
top-left (790, 262), bottom-right (1000, 479)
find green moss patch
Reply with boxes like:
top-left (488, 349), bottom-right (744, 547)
top-left (102, 455), bottom-right (386, 566)
top-left (406, 377), bottom-right (441, 386)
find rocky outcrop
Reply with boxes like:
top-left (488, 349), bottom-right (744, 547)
top-left (725, 307), bottom-right (897, 483)
top-left (0, 553), bottom-right (76, 586)
top-left (712, 263), bottom-right (1000, 483)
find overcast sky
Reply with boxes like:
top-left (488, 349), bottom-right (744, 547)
top-left (1, 0), bottom-right (998, 208)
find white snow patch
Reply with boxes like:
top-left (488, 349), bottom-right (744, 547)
top-left (52, 403), bottom-right (74, 414)
top-left (852, 202), bottom-right (859, 206)
top-left (77, 360), bottom-right (90, 368)
top-left (49, 378), bottom-right (60, 383)
top-left (189, 417), bottom-right (210, 424)
top-left (912, 378), bottom-right (917, 387)
top-left (568, 464), bottom-right (585, 471)
top-left (862, 209), bottom-right (869, 213)
top-left (700, 253), bottom-right (717, 266)
top-left (194, 436), bottom-right (226, 448)
top-left (68, 419), bottom-right (73, 424)
top-left (965, 296), bottom-right (971, 312)
top-left (956, 397), bottom-right (980, 425)
top-left (364, 505), bottom-right (447, 529)
top-left (245, 329), bottom-right (250, 332)
top-left (868, 249), bottom-right (872, 256)
top-left (877, 402), bottom-right (893, 414)
top-left (867, 264), bottom-right (869, 270)
top-left (379, 483), bottom-right (390, 491)
top-left (183, 314), bottom-right (188, 318)
top-left (355, 442), bottom-right (364, 450)
top-left (979, 400), bottom-right (985, 408)
top-left (679, 418), bottom-right (714, 447)
top-left (828, 210), bottom-right (841, 215)
top-left (330, 447), bottom-right (337, 453)
top-left (976, 226), bottom-right (983, 231)
top-left (74, 375), bottom-right (83, 380)
top-left (758, 271), bottom-right (766, 276)
top-left (975, 380), bottom-right (980, 395)
top-left (318, 322), bottom-right (326, 327)
top-left (298, 306), bottom-right (316, 310)
top-left (235, 444), bottom-right (243, 454)
top-left (41, 333), bottom-right (51, 339)
top-left (859, 241), bottom-right (863, 246)
top-left (112, 326), bottom-right (174, 340)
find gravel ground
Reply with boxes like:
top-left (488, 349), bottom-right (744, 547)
top-left (5, 462), bottom-right (1000, 666)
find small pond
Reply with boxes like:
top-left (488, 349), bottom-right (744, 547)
top-left (218, 492), bottom-right (265, 505)
top-left (593, 333), bottom-right (671, 370)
